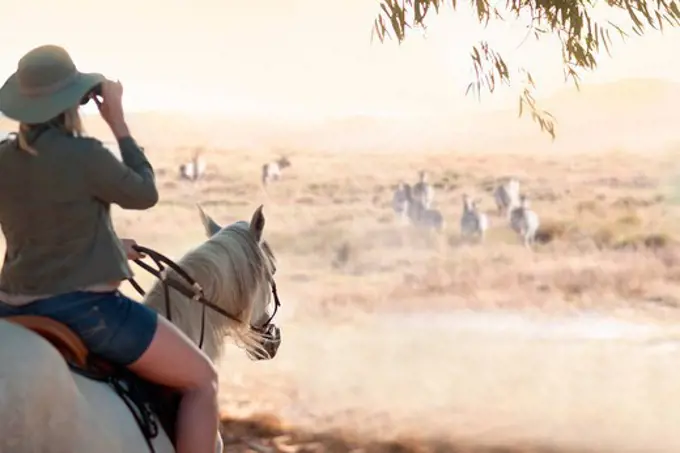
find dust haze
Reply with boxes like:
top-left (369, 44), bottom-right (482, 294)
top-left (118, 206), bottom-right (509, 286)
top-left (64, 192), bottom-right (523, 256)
top-left (2, 1), bottom-right (680, 452)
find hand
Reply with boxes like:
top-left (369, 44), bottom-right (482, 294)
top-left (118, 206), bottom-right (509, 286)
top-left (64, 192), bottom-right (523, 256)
top-left (94, 80), bottom-right (129, 138)
top-left (120, 238), bottom-right (144, 261)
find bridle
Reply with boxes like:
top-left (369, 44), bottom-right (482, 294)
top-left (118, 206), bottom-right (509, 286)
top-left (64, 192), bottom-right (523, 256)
top-left (77, 245), bottom-right (280, 453)
top-left (127, 245), bottom-right (281, 356)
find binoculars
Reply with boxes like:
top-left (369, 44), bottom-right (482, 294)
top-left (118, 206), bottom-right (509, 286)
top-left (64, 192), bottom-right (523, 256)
top-left (79, 83), bottom-right (103, 106)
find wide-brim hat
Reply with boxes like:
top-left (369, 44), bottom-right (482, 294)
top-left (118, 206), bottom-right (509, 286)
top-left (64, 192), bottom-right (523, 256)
top-left (0, 45), bottom-right (105, 124)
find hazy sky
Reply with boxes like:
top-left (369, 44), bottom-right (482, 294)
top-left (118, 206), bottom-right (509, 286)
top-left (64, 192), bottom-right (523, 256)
top-left (2, 0), bottom-right (679, 118)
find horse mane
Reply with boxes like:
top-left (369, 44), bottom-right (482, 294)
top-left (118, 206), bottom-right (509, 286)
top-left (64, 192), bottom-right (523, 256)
top-left (143, 221), bottom-right (273, 360)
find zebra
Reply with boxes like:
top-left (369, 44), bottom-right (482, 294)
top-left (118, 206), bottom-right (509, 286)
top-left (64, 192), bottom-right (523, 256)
top-left (494, 177), bottom-right (520, 218)
top-left (262, 156), bottom-right (291, 186)
top-left (460, 193), bottom-right (489, 242)
top-left (509, 194), bottom-right (540, 247)
top-left (404, 184), bottom-right (444, 231)
top-left (412, 170), bottom-right (435, 209)
top-left (392, 181), bottom-right (411, 224)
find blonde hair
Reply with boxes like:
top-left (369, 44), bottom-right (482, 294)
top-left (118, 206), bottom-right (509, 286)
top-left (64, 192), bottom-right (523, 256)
top-left (17, 107), bottom-right (84, 155)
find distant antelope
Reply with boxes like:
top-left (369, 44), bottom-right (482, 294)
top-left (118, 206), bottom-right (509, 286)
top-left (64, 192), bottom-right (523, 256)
top-left (460, 193), bottom-right (489, 242)
top-left (412, 170), bottom-right (435, 209)
top-left (494, 178), bottom-right (520, 217)
top-left (510, 194), bottom-right (540, 247)
top-left (179, 150), bottom-right (206, 181)
top-left (392, 181), bottom-right (410, 223)
top-left (262, 156), bottom-right (291, 186)
top-left (404, 185), bottom-right (444, 231)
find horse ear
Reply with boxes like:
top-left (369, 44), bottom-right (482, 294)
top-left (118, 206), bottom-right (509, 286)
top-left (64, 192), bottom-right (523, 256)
top-left (249, 205), bottom-right (266, 242)
top-left (197, 205), bottom-right (222, 237)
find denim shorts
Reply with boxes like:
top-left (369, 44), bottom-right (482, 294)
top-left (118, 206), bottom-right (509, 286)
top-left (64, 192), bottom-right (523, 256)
top-left (0, 291), bottom-right (158, 366)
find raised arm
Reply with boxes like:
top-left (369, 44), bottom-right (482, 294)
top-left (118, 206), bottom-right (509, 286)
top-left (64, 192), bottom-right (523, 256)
top-left (82, 135), bottom-right (159, 209)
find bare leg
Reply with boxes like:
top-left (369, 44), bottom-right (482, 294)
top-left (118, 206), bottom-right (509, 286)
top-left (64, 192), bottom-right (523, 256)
top-left (128, 316), bottom-right (219, 453)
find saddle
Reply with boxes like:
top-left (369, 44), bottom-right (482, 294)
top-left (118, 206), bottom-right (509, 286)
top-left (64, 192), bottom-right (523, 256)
top-left (4, 315), bottom-right (180, 449)
top-left (5, 315), bottom-right (90, 369)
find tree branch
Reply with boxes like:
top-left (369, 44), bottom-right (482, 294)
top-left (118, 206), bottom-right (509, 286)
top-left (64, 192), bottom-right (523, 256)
top-left (373, 0), bottom-right (680, 138)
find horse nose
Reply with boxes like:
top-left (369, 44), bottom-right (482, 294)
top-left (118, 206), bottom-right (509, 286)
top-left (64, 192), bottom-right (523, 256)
top-left (247, 324), bottom-right (281, 361)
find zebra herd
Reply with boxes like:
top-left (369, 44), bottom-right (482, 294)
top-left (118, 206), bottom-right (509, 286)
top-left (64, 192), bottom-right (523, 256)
top-left (393, 173), bottom-right (541, 247)
top-left (175, 153), bottom-right (539, 247)
top-left (392, 171), bottom-right (445, 230)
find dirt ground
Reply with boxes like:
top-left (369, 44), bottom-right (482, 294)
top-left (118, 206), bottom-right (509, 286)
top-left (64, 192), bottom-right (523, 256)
top-left (218, 414), bottom-right (595, 453)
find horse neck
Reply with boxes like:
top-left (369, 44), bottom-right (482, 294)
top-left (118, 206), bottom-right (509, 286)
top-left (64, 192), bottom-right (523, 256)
top-left (142, 288), bottom-right (223, 362)
top-left (142, 251), bottom-right (254, 363)
top-left (143, 234), bottom-right (271, 363)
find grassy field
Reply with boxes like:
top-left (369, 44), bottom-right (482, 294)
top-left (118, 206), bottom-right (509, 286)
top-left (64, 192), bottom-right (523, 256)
top-left (3, 98), bottom-right (680, 452)
top-left (106, 126), bottom-right (680, 453)
top-left (113, 141), bottom-right (680, 321)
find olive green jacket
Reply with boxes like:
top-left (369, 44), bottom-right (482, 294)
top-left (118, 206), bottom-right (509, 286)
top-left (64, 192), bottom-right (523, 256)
top-left (0, 128), bottom-right (158, 296)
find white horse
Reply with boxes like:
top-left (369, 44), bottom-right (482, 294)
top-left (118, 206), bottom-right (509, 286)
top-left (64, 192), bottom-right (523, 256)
top-left (0, 205), bottom-right (280, 453)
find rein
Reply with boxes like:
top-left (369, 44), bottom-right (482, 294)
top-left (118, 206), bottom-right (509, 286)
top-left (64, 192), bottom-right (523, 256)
top-left (120, 244), bottom-right (281, 453)
top-left (127, 245), bottom-right (280, 350)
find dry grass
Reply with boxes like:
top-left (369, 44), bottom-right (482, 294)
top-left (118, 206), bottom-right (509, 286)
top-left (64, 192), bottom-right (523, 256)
top-left (112, 143), bottom-right (680, 320)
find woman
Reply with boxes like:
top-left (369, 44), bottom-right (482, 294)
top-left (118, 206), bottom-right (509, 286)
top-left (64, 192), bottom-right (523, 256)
top-left (0, 45), bottom-right (219, 453)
